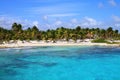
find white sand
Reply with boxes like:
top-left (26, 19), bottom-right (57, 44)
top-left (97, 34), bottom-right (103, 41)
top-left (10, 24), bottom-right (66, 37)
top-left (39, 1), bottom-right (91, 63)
top-left (0, 40), bottom-right (120, 48)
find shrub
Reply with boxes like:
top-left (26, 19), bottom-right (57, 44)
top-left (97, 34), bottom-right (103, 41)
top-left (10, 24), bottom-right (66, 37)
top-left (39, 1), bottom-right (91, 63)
top-left (92, 38), bottom-right (108, 43)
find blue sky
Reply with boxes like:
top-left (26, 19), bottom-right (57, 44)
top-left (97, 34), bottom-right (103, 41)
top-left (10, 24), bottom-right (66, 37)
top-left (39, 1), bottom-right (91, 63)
top-left (0, 0), bottom-right (120, 30)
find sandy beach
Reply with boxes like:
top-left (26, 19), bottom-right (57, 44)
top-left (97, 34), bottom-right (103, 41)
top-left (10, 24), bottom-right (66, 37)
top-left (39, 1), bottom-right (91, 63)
top-left (0, 40), bottom-right (120, 48)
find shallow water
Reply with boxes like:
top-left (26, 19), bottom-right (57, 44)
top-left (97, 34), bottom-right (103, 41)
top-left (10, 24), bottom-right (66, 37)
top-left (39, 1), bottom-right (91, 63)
top-left (0, 46), bottom-right (120, 80)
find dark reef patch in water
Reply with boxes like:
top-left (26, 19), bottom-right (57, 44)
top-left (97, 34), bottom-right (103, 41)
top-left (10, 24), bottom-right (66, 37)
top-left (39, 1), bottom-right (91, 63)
top-left (14, 59), bottom-right (58, 68)
top-left (0, 57), bottom-right (58, 68)
top-left (37, 62), bottom-right (58, 67)
top-left (0, 68), bottom-right (18, 77)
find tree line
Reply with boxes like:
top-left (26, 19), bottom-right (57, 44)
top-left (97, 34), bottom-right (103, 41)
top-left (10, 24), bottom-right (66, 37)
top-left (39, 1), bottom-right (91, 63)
top-left (0, 23), bottom-right (120, 43)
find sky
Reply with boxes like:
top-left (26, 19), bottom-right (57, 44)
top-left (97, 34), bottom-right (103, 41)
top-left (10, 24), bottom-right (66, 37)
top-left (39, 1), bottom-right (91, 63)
top-left (0, 0), bottom-right (120, 30)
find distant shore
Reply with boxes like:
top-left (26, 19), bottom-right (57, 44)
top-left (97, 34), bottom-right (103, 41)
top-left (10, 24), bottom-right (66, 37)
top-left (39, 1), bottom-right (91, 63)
top-left (0, 39), bottom-right (120, 48)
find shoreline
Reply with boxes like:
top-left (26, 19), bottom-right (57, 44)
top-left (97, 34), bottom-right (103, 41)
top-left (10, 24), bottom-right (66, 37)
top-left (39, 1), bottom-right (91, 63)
top-left (0, 40), bottom-right (120, 48)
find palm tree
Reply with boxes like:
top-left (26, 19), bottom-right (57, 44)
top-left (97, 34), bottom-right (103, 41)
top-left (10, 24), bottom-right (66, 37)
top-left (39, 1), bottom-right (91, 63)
top-left (31, 26), bottom-right (39, 40)
top-left (100, 29), bottom-right (106, 39)
top-left (76, 26), bottom-right (81, 32)
top-left (107, 27), bottom-right (113, 39)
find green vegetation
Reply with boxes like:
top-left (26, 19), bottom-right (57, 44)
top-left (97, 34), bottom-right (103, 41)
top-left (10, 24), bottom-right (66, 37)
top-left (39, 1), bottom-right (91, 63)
top-left (0, 22), bottom-right (120, 43)
top-left (92, 38), bottom-right (108, 43)
top-left (107, 41), bottom-right (120, 44)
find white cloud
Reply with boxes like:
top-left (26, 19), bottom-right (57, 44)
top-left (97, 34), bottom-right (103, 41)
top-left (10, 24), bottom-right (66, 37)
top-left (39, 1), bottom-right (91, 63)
top-left (44, 24), bottom-right (51, 29)
top-left (47, 13), bottom-right (79, 17)
top-left (115, 24), bottom-right (120, 27)
top-left (98, 2), bottom-right (104, 8)
top-left (112, 15), bottom-right (120, 22)
top-left (43, 15), bottom-right (48, 20)
top-left (0, 16), bottom-right (15, 29)
top-left (54, 20), bottom-right (62, 25)
top-left (27, 2), bottom-right (84, 15)
top-left (0, 16), bottom-right (40, 29)
top-left (80, 17), bottom-right (102, 27)
top-left (0, 15), bottom-right (119, 31)
top-left (48, 17), bottom-right (104, 29)
top-left (111, 15), bottom-right (120, 30)
top-left (32, 21), bottom-right (39, 27)
top-left (108, 0), bottom-right (117, 6)
top-left (71, 18), bottom-right (78, 24)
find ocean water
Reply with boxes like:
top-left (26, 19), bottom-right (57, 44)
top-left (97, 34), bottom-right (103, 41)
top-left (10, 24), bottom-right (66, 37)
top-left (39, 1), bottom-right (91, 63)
top-left (0, 46), bottom-right (120, 80)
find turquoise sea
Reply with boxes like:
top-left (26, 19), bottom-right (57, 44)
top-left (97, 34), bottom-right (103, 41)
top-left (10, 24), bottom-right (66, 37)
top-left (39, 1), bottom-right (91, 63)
top-left (0, 46), bottom-right (120, 80)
